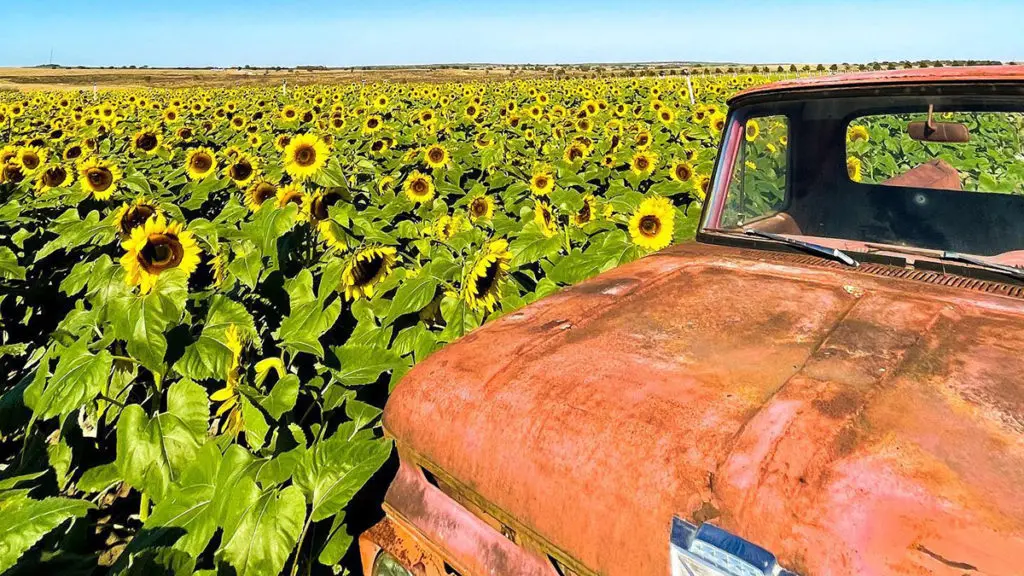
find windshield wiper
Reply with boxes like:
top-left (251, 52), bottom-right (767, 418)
top-left (742, 229), bottom-right (860, 267)
top-left (864, 243), bottom-right (1024, 283)
top-left (703, 228), bottom-right (859, 267)
top-left (940, 252), bottom-right (1024, 281)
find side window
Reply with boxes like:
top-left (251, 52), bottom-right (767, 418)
top-left (847, 112), bottom-right (1024, 194)
top-left (721, 115), bottom-right (789, 228)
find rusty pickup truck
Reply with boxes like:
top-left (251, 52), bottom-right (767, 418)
top-left (359, 67), bottom-right (1024, 576)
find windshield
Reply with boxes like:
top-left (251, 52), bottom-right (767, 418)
top-left (701, 93), bottom-right (1024, 262)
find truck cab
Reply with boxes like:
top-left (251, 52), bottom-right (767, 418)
top-left (359, 68), bottom-right (1024, 576)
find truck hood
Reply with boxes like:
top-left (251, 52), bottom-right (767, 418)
top-left (384, 243), bottom-right (1024, 576)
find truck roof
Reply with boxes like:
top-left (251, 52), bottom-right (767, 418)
top-left (729, 65), bottom-right (1024, 105)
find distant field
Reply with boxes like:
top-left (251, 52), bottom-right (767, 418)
top-left (0, 64), bottom-right (801, 91)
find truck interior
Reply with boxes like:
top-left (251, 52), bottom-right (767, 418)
top-left (703, 91), bottom-right (1024, 259)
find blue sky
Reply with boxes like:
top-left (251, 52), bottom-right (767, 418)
top-left (1, 0), bottom-right (1020, 67)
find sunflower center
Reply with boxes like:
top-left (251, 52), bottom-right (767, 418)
top-left (639, 215), bottom-right (661, 237)
top-left (254, 183), bottom-right (276, 204)
top-left (294, 145), bottom-right (316, 167)
top-left (86, 167), bottom-right (113, 191)
top-left (230, 161), bottom-right (253, 181)
top-left (313, 192), bottom-right (341, 220)
top-left (137, 133), bottom-right (158, 151)
top-left (577, 202), bottom-right (591, 223)
top-left (351, 255), bottom-right (385, 286)
top-left (43, 166), bottom-right (67, 187)
top-left (367, 118), bottom-right (379, 129)
top-left (636, 157), bottom-right (649, 170)
top-left (472, 258), bottom-right (502, 298)
top-left (2, 163), bottom-right (24, 183)
top-left (675, 165), bottom-right (691, 181)
top-left (471, 198), bottom-right (488, 217)
top-left (139, 233), bottom-right (184, 273)
top-left (428, 147), bottom-right (444, 163)
top-left (747, 125), bottom-right (756, 138)
top-left (190, 154), bottom-right (212, 173)
top-left (534, 176), bottom-right (548, 189)
top-left (281, 191), bottom-right (303, 207)
top-left (22, 153), bottom-right (40, 170)
top-left (121, 204), bottom-right (155, 234)
top-left (568, 148), bottom-right (582, 161)
top-left (411, 179), bottom-right (428, 195)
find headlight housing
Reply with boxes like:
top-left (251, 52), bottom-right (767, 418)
top-left (371, 550), bottom-right (414, 576)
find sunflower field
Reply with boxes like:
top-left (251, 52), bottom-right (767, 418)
top-left (0, 73), bottom-right (777, 575)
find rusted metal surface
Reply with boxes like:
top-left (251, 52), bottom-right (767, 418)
top-left (359, 513), bottom-right (445, 576)
top-left (361, 455), bottom-right (560, 576)
top-left (730, 65), bottom-right (1024, 104)
top-left (882, 159), bottom-right (963, 190)
top-left (384, 241), bottom-right (1024, 576)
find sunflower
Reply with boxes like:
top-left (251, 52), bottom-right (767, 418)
top-left (629, 196), bottom-right (675, 251)
top-left (17, 147), bottom-right (46, 174)
top-left (669, 159), bottom-right (694, 183)
top-left (302, 187), bottom-right (344, 223)
top-left (534, 200), bottom-right (557, 237)
top-left (474, 132), bottom-right (494, 149)
top-left (630, 150), bottom-right (658, 176)
top-left (710, 112), bottom-right (727, 133)
top-left (283, 134), bottom-right (329, 181)
top-left (113, 196), bottom-right (160, 238)
top-left (0, 145), bottom-right (19, 165)
top-left (276, 183), bottom-right (306, 217)
top-left (274, 134), bottom-right (292, 151)
top-left (280, 105), bottom-right (299, 123)
top-left (0, 162), bottom-right (24, 185)
top-left (468, 194), bottom-right (494, 221)
top-left (120, 214), bottom-right (202, 294)
top-left (34, 164), bottom-right (73, 194)
top-left (404, 171), bottom-right (435, 203)
top-left (432, 214), bottom-right (465, 241)
top-left (423, 144), bottom-right (449, 169)
top-left (563, 142), bottom-right (588, 163)
top-left (131, 129), bottom-right (162, 155)
top-left (185, 147), bottom-right (216, 180)
top-left (226, 154), bottom-right (258, 187)
top-left (530, 169), bottom-right (554, 197)
top-left (245, 179), bottom-right (278, 211)
top-left (362, 115), bottom-right (384, 134)
top-left (635, 130), bottom-right (652, 148)
top-left (463, 239), bottom-right (512, 313)
top-left (847, 156), bottom-right (863, 182)
top-left (658, 107), bottom-right (676, 125)
top-left (745, 119), bottom-right (761, 142)
top-left (78, 157), bottom-right (122, 200)
top-left (848, 125), bottom-right (869, 142)
top-left (340, 246), bottom-right (398, 301)
top-left (209, 324), bottom-right (244, 436)
top-left (574, 195), bottom-right (597, 227)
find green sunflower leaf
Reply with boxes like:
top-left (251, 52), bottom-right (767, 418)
top-left (384, 275), bottom-right (438, 324)
top-left (174, 295), bottom-right (256, 381)
top-left (109, 269), bottom-right (188, 372)
top-left (0, 493), bottom-right (94, 573)
top-left (278, 269), bottom-right (341, 358)
top-left (0, 247), bottom-right (25, 281)
top-left (292, 430), bottom-right (392, 522)
top-left (31, 336), bottom-right (112, 422)
top-left (329, 345), bottom-right (408, 386)
top-left (216, 482), bottom-right (306, 576)
top-left (115, 379), bottom-right (208, 501)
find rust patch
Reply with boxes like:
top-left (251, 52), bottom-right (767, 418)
top-left (812, 389), bottom-right (861, 419)
top-left (692, 500), bottom-right (720, 524)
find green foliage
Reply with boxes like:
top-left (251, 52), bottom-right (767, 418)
top-left (0, 72), bottom-right (726, 574)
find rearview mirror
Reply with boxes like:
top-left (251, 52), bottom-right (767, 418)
top-left (907, 121), bottom-right (970, 143)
